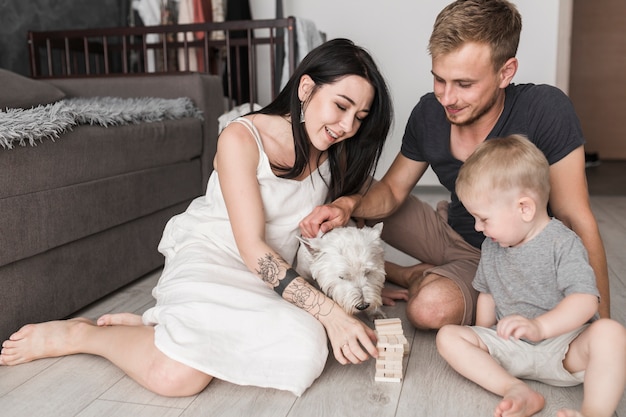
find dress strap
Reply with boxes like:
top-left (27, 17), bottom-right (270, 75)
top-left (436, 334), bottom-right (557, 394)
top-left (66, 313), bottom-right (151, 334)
top-left (229, 117), bottom-right (264, 152)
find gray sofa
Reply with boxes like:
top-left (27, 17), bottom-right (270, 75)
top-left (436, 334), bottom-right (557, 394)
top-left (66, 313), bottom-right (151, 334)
top-left (0, 69), bottom-right (224, 340)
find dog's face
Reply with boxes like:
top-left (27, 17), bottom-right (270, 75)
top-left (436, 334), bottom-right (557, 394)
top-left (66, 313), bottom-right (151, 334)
top-left (297, 223), bottom-right (386, 318)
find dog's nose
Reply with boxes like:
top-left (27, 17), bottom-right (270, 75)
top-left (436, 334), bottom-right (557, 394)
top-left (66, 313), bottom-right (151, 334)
top-left (356, 302), bottom-right (370, 311)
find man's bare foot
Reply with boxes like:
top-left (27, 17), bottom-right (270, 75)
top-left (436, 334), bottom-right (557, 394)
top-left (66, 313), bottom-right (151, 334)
top-left (385, 261), bottom-right (434, 290)
top-left (381, 287), bottom-right (409, 306)
top-left (495, 382), bottom-right (545, 417)
top-left (556, 410), bottom-right (585, 417)
top-left (0, 318), bottom-right (92, 366)
top-left (97, 313), bottom-right (143, 327)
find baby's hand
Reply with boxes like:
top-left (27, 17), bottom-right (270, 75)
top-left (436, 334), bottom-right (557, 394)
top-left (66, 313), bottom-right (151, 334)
top-left (496, 314), bottom-right (545, 343)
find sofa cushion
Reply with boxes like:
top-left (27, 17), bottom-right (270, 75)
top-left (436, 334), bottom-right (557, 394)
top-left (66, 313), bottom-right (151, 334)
top-left (0, 69), bottom-right (66, 110)
top-left (0, 203), bottom-right (187, 340)
top-left (0, 161), bottom-right (201, 267)
top-left (0, 118), bottom-right (203, 199)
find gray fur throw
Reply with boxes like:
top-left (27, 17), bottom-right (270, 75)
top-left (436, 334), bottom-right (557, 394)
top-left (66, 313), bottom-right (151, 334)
top-left (0, 96), bottom-right (203, 149)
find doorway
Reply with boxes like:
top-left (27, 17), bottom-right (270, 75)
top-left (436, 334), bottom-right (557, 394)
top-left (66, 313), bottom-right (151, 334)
top-left (569, 0), bottom-right (626, 160)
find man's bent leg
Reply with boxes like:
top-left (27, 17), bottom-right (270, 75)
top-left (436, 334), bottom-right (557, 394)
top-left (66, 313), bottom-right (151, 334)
top-left (374, 195), bottom-right (455, 265)
top-left (384, 261), bottom-right (434, 289)
top-left (369, 194), bottom-right (481, 327)
top-left (406, 273), bottom-right (465, 330)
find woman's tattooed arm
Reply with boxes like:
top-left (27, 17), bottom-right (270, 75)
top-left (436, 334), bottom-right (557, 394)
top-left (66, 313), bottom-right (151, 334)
top-left (255, 253), bottom-right (334, 320)
top-left (256, 253), bottom-right (283, 287)
top-left (284, 279), bottom-right (335, 320)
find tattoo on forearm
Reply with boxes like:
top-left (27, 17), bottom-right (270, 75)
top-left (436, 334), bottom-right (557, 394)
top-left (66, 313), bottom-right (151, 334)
top-left (255, 253), bottom-right (334, 320)
top-left (256, 253), bottom-right (282, 286)
top-left (285, 279), bottom-right (334, 320)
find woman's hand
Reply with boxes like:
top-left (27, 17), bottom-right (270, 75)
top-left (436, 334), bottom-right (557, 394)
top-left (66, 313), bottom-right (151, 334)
top-left (280, 276), bottom-right (377, 364)
top-left (318, 303), bottom-right (378, 365)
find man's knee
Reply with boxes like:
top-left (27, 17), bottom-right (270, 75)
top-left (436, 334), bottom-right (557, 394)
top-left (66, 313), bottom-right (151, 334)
top-left (406, 275), bottom-right (465, 330)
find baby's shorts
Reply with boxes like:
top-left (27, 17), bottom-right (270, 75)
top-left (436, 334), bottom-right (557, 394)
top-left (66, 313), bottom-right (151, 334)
top-left (470, 325), bottom-right (588, 387)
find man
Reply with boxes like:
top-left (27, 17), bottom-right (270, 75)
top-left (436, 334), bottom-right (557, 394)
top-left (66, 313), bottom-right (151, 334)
top-left (300, 0), bottom-right (609, 330)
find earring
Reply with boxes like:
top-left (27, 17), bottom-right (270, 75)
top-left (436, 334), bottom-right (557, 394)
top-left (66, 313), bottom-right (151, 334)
top-left (299, 101), bottom-right (305, 123)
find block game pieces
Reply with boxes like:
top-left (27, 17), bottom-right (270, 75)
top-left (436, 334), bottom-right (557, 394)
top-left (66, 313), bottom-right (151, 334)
top-left (374, 318), bottom-right (409, 382)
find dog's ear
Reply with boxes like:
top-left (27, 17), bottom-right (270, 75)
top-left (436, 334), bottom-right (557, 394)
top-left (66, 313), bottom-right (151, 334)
top-left (372, 222), bottom-right (383, 235)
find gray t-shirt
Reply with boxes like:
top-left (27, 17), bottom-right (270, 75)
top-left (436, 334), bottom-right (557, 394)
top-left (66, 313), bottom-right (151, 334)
top-left (473, 218), bottom-right (599, 322)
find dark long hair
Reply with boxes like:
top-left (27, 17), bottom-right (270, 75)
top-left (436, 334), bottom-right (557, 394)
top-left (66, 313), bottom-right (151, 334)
top-left (257, 38), bottom-right (393, 202)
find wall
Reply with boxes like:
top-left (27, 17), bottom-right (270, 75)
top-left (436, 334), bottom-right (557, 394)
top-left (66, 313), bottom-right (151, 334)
top-left (0, 0), bottom-right (127, 77)
top-left (0, 0), bottom-right (575, 178)
top-left (252, 0), bottom-right (572, 184)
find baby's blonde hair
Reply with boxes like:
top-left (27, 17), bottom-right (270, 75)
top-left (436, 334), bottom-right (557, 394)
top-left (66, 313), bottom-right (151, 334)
top-left (456, 135), bottom-right (550, 206)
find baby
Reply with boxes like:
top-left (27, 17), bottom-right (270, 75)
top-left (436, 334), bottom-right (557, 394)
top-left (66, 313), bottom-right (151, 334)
top-left (436, 135), bottom-right (626, 417)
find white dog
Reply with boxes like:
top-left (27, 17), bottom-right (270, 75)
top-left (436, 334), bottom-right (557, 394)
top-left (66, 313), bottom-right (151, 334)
top-left (296, 223), bottom-right (387, 320)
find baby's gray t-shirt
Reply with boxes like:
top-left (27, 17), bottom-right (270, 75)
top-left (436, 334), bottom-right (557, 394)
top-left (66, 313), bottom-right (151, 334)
top-left (473, 218), bottom-right (599, 322)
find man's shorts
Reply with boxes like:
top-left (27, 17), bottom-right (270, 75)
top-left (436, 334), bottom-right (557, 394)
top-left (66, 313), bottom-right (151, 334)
top-left (470, 325), bottom-right (587, 387)
top-left (369, 194), bottom-right (481, 325)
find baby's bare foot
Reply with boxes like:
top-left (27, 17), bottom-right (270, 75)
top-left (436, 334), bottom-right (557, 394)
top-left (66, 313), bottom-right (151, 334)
top-left (0, 318), bottom-right (92, 366)
top-left (495, 382), bottom-right (545, 417)
top-left (97, 313), bottom-right (143, 327)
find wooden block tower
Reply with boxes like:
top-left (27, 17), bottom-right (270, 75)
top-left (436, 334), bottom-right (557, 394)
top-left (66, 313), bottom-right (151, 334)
top-left (374, 318), bottom-right (409, 382)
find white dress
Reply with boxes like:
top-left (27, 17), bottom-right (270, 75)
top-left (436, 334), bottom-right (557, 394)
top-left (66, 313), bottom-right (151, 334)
top-left (142, 117), bottom-right (330, 396)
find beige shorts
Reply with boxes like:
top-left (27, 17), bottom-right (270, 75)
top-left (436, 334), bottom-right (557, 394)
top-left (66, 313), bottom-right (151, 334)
top-left (368, 194), bottom-right (481, 325)
top-left (470, 325), bottom-right (587, 387)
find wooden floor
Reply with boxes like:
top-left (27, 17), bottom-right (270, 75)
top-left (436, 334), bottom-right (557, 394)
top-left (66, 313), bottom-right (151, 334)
top-left (1, 187), bottom-right (625, 417)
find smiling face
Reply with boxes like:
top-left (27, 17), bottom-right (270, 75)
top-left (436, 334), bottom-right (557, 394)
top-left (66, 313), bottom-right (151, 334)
top-left (298, 74), bottom-right (374, 151)
top-left (431, 42), bottom-right (514, 127)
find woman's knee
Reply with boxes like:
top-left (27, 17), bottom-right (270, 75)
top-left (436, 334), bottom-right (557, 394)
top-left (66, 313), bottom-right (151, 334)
top-left (145, 360), bottom-right (213, 397)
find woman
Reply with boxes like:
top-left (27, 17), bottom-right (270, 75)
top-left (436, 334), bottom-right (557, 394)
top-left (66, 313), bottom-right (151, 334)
top-left (0, 39), bottom-right (395, 397)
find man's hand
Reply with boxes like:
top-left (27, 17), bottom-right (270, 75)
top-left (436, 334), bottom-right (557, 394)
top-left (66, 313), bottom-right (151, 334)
top-left (381, 288), bottom-right (409, 306)
top-left (299, 196), bottom-right (361, 238)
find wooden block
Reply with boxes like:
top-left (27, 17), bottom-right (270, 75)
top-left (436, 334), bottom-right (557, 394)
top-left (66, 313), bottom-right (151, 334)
top-left (375, 375), bottom-right (402, 382)
top-left (374, 317), bottom-right (408, 383)
top-left (375, 367), bottom-right (403, 382)
top-left (376, 361), bottom-right (402, 370)
top-left (375, 318), bottom-right (402, 327)
top-left (375, 318), bottom-right (403, 335)
top-left (378, 346), bottom-right (404, 359)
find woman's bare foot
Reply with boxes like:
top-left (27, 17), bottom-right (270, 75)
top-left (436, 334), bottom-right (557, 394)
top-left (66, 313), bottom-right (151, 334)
top-left (97, 313), bottom-right (143, 327)
top-left (495, 382), bottom-right (545, 417)
top-left (0, 318), bottom-right (93, 366)
top-left (556, 410), bottom-right (585, 417)
top-left (384, 261), bottom-right (434, 289)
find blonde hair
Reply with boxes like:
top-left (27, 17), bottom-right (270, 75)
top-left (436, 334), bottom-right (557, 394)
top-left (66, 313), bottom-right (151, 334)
top-left (456, 135), bottom-right (550, 206)
top-left (428, 0), bottom-right (522, 71)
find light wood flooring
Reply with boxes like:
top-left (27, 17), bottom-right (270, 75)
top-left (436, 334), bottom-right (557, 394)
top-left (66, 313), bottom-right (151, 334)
top-left (1, 187), bottom-right (625, 417)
